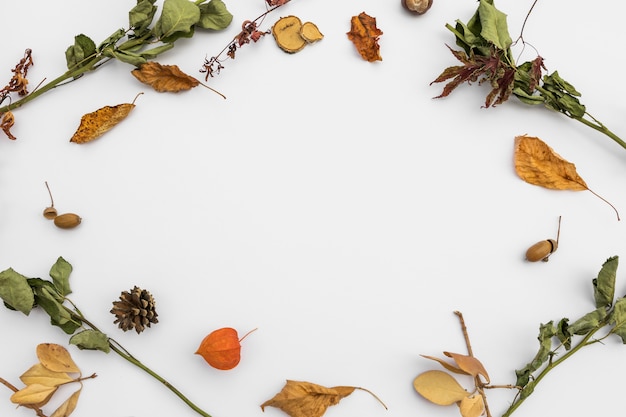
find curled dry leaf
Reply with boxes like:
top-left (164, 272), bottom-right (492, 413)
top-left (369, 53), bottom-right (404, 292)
top-left (49, 388), bottom-right (81, 417)
top-left (413, 370), bottom-right (469, 406)
top-left (443, 352), bottom-right (490, 383)
top-left (346, 12), bottom-right (383, 62)
top-left (131, 62), bottom-right (200, 93)
top-left (261, 380), bottom-right (387, 417)
top-left (69, 93), bottom-right (142, 144)
top-left (1, 111), bottom-right (16, 140)
top-left (514, 135), bottom-right (620, 220)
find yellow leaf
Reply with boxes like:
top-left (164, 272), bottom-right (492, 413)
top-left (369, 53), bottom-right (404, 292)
top-left (413, 370), bottom-right (469, 405)
top-left (131, 62), bottom-right (200, 93)
top-left (261, 380), bottom-right (388, 417)
top-left (36, 343), bottom-right (80, 374)
top-left (69, 94), bottom-right (142, 144)
top-left (50, 388), bottom-right (81, 417)
top-left (10, 383), bottom-right (57, 406)
top-left (444, 352), bottom-right (490, 383)
top-left (513, 135), bottom-right (587, 190)
top-left (20, 363), bottom-right (73, 387)
top-left (458, 395), bottom-right (485, 417)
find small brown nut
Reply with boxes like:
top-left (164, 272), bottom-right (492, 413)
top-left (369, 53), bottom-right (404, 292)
top-left (43, 206), bottom-right (58, 220)
top-left (402, 0), bottom-right (433, 14)
top-left (54, 213), bottom-right (82, 229)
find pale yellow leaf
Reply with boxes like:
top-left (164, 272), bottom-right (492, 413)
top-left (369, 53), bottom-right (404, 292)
top-left (513, 135), bottom-right (588, 191)
top-left (50, 388), bottom-right (81, 417)
top-left (413, 370), bottom-right (469, 405)
top-left (420, 354), bottom-right (468, 375)
top-left (20, 363), bottom-right (73, 387)
top-left (10, 383), bottom-right (57, 405)
top-left (458, 395), bottom-right (485, 417)
top-left (36, 343), bottom-right (80, 374)
top-left (444, 352), bottom-right (490, 383)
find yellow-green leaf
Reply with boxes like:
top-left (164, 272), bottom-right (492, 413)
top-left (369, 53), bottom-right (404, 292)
top-left (413, 370), bottom-right (469, 405)
top-left (20, 363), bottom-right (73, 387)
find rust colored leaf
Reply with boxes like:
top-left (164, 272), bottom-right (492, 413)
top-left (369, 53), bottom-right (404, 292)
top-left (514, 135), bottom-right (587, 190)
top-left (346, 12), bottom-right (383, 62)
top-left (444, 352), bottom-right (490, 383)
top-left (1, 111), bottom-right (17, 140)
top-left (36, 343), bottom-right (80, 374)
top-left (458, 395), bottom-right (485, 417)
top-left (69, 94), bottom-right (141, 144)
top-left (261, 380), bottom-right (386, 417)
top-left (131, 62), bottom-right (200, 93)
top-left (413, 370), bottom-right (469, 406)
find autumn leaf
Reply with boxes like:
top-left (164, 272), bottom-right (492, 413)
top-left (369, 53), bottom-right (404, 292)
top-left (20, 363), bottom-right (74, 387)
top-left (346, 12), bottom-right (383, 62)
top-left (1, 111), bottom-right (17, 140)
top-left (36, 343), bottom-right (81, 374)
top-left (458, 395), bottom-right (485, 417)
top-left (69, 93), bottom-right (142, 144)
top-left (50, 388), bottom-right (81, 417)
top-left (10, 383), bottom-right (57, 406)
top-left (261, 380), bottom-right (386, 417)
top-left (413, 370), bottom-right (469, 406)
top-left (443, 352), bottom-right (490, 383)
top-left (131, 62), bottom-right (200, 93)
top-left (514, 135), bottom-right (620, 220)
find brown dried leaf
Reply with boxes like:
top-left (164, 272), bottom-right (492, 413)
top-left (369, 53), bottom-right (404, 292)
top-left (50, 388), bottom-right (81, 417)
top-left (20, 363), bottom-right (73, 387)
top-left (260, 380), bottom-right (356, 417)
top-left (36, 343), bottom-right (80, 374)
top-left (131, 62), bottom-right (200, 93)
top-left (444, 352), bottom-right (490, 383)
top-left (1, 111), bottom-right (17, 140)
top-left (513, 135), bottom-right (587, 190)
top-left (346, 12), bottom-right (383, 62)
top-left (10, 383), bottom-right (57, 406)
top-left (420, 354), bottom-right (468, 375)
top-left (458, 395), bottom-right (485, 417)
top-left (413, 370), bottom-right (469, 406)
top-left (69, 94), bottom-right (141, 144)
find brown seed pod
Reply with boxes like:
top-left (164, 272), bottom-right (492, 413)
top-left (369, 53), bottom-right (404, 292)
top-left (54, 213), bottom-right (82, 229)
top-left (402, 0), bottom-right (433, 15)
top-left (525, 216), bottom-right (561, 262)
top-left (43, 181), bottom-right (58, 219)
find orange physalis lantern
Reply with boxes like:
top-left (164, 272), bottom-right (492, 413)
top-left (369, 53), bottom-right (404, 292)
top-left (195, 327), bottom-right (256, 370)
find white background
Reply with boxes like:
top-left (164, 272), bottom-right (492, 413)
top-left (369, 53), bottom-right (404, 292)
top-left (2, 1), bottom-right (626, 417)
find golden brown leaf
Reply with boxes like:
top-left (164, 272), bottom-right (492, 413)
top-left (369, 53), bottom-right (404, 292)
top-left (513, 135), bottom-right (587, 190)
top-left (413, 370), bottom-right (469, 406)
top-left (69, 94), bottom-right (141, 144)
top-left (36, 343), bottom-right (80, 374)
top-left (261, 380), bottom-right (387, 417)
top-left (420, 354), bottom-right (468, 375)
top-left (20, 363), bottom-right (73, 387)
top-left (444, 352), bottom-right (490, 383)
top-left (50, 388), bottom-right (81, 417)
top-left (346, 12), bottom-right (383, 62)
top-left (1, 111), bottom-right (17, 140)
top-left (131, 62), bottom-right (200, 93)
top-left (458, 395), bottom-right (485, 417)
top-left (10, 383), bottom-right (57, 406)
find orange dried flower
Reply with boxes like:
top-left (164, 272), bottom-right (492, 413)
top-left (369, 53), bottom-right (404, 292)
top-left (195, 327), bottom-right (256, 370)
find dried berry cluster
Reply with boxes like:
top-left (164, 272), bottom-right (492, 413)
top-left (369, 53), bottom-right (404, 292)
top-left (0, 49), bottom-right (33, 140)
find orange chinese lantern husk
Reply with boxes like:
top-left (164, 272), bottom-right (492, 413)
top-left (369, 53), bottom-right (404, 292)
top-left (195, 327), bottom-right (242, 370)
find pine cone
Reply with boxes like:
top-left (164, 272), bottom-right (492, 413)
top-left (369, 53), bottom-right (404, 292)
top-left (110, 286), bottom-right (159, 334)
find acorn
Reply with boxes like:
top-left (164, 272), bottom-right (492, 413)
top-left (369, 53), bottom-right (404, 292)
top-left (54, 213), bottom-right (82, 229)
top-left (401, 0), bottom-right (433, 15)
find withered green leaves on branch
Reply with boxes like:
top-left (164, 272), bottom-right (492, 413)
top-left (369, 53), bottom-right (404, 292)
top-left (432, 0), bottom-right (626, 150)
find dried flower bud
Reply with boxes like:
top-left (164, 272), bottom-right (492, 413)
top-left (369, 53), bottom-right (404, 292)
top-left (111, 286), bottom-right (158, 334)
top-left (402, 0), bottom-right (433, 15)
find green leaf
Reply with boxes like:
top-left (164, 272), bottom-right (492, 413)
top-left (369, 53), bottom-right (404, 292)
top-left (515, 321), bottom-right (556, 387)
top-left (568, 307), bottom-right (607, 335)
top-left (609, 298), bottom-right (626, 343)
top-left (65, 34), bottom-right (97, 70)
top-left (33, 286), bottom-right (81, 334)
top-left (70, 330), bottom-right (111, 353)
top-left (153, 0), bottom-right (201, 41)
top-left (49, 257), bottom-right (72, 297)
top-left (197, 0), bottom-right (233, 30)
top-left (476, 0), bottom-right (512, 51)
top-left (555, 318), bottom-right (571, 350)
top-left (0, 268), bottom-right (35, 315)
top-left (107, 49), bottom-right (148, 66)
top-left (593, 256), bottom-right (618, 308)
top-left (130, 0), bottom-right (158, 34)
top-left (27, 278), bottom-right (63, 305)
top-left (139, 43), bottom-right (175, 59)
top-left (98, 29), bottom-right (126, 51)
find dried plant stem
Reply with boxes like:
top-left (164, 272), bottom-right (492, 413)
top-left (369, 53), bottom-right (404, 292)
top-left (66, 307), bottom-right (213, 417)
top-left (0, 377), bottom-right (48, 417)
top-left (354, 387), bottom-right (388, 410)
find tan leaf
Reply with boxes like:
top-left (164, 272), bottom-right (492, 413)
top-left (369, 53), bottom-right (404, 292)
top-left (131, 62), bottom-right (200, 93)
top-left (1, 111), bottom-right (17, 140)
top-left (458, 395), bottom-right (485, 417)
top-left (50, 388), bottom-right (81, 417)
top-left (36, 343), bottom-right (80, 374)
top-left (444, 352), bottom-right (490, 383)
top-left (10, 383), bottom-right (57, 406)
top-left (420, 354), bottom-right (468, 375)
top-left (513, 135), bottom-right (587, 190)
top-left (413, 370), bottom-right (469, 405)
top-left (260, 380), bottom-right (357, 417)
top-left (20, 363), bottom-right (73, 387)
top-left (69, 93), bottom-right (142, 144)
